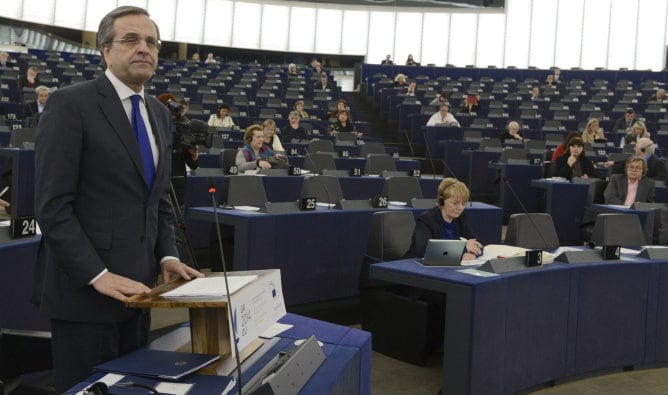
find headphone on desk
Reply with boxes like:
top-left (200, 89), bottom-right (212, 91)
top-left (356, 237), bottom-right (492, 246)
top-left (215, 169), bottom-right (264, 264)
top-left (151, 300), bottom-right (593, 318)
top-left (82, 382), bottom-right (108, 395)
top-left (82, 381), bottom-right (158, 395)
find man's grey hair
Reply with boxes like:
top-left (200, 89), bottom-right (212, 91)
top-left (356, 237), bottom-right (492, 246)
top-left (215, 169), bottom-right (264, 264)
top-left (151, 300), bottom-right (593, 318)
top-left (35, 85), bottom-right (49, 95)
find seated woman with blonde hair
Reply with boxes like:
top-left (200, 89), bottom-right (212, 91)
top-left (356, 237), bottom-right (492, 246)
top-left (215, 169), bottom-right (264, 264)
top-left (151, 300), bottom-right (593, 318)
top-left (581, 118), bottom-right (605, 144)
top-left (262, 119), bottom-right (285, 154)
top-left (406, 177), bottom-right (483, 260)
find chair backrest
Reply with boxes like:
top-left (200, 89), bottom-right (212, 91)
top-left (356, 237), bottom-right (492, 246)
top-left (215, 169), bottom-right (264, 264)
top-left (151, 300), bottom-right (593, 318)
top-left (360, 142), bottom-right (387, 157)
top-left (366, 211), bottom-right (416, 261)
top-left (524, 139), bottom-right (546, 151)
top-left (335, 132), bottom-right (357, 144)
top-left (591, 213), bottom-right (646, 247)
top-left (504, 213), bottom-right (560, 249)
top-left (382, 176), bottom-right (423, 202)
top-left (586, 179), bottom-right (609, 207)
top-left (365, 154), bottom-right (397, 175)
top-left (9, 128), bottom-right (36, 148)
top-left (307, 139), bottom-right (335, 153)
top-left (224, 175), bottom-right (268, 207)
top-left (479, 137), bottom-right (501, 151)
top-left (300, 175), bottom-right (343, 204)
top-left (303, 153), bottom-right (337, 173)
top-left (500, 148), bottom-right (527, 163)
top-left (219, 149), bottom-right (239, 172)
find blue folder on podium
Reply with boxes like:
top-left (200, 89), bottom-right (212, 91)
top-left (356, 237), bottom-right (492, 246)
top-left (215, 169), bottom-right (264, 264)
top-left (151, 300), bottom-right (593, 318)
top-left (93, 348), bottom-right (221, 381)
top-left (70, 372), bottom-right (235, 395)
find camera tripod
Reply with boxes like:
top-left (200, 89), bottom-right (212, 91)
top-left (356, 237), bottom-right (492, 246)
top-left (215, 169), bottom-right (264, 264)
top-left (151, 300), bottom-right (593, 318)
top-left (168, 179), bottom-right (199, 270)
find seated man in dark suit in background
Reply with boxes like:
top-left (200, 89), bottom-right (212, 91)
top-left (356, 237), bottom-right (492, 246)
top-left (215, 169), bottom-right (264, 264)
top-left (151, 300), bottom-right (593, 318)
top-left (604, 138), bottom-right (666, 180)
top-left (603, 157), bottom-right (655, 205)
top-left (613, 108), bottom-right (638, 133)
top-left (22, 85), bottom-right (49, 126)
top-left (314, 73), bottom-right (332, 91)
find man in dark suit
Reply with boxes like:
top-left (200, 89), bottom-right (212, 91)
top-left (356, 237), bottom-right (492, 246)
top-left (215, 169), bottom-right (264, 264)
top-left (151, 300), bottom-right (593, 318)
top-left (314, 73), bottom-right (333, 91)
top-left (33, 6), bottom-right (202, 392)
top-left (603, 157), bottom-right (656, 205)
top-left (613, 108), bottom-right (638, 132)
top-left (21, 85), bottom-right (49, 124)
top-left (604, 137), bottom-right (666, 180)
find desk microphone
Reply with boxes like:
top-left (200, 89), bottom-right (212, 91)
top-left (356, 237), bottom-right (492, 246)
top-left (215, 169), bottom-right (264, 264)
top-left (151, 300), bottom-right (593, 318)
top-left (421, 127), bottom-right (440, 180)
top-left (422, 127), bottom-right (472, 206)
top-left (208, 178), bottom-right (244, 394)
top-left (306, 153), bottom-right (334, 209)
top-left (502, 176), bottom-right (551, 250)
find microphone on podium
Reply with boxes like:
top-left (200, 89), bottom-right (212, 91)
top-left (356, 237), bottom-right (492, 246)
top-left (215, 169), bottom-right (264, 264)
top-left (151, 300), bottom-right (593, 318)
top-left (208, 177), bottom-right (244, 394)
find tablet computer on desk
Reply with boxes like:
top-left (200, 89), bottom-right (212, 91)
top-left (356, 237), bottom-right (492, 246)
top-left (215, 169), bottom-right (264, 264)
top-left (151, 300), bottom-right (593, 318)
top-left (418, 239), bottom-right (467, 266)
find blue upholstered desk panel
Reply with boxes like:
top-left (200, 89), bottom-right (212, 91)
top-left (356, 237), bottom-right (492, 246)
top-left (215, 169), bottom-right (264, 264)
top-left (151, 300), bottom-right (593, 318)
top-left (187, 203), bottom-right (501, 305)
top-left (467, 150), bottom-right (501, 194)
top-left (490, 163), bottom-right (543, 216)
top-left (369, 258), bottom-right (668, 395)
top-left (0, 236), bottom-right (49, 331)
top-left (66, 313), bottom-right (371, 395)
top-left (531, 180), bottom-right (589, 244)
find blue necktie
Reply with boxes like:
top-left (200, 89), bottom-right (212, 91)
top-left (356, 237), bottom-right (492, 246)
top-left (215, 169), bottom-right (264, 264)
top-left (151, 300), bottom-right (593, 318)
top-left (130, 94), bottom-right (155, 189)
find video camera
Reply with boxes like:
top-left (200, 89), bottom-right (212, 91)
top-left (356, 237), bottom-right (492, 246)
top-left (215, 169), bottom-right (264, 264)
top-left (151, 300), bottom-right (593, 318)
top-left (166, 99), bottom-right (213, 149)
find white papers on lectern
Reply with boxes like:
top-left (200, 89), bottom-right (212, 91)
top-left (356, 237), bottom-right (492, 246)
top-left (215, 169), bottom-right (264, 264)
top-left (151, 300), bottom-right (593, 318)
top-left (162, 276), bottom-right (258, 298)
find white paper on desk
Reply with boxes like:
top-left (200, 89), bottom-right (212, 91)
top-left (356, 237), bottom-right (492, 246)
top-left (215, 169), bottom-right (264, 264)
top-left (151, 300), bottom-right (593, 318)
top-left (475, 244), bottom-right (555, 264)
top-left (154, 382), bottom-right (193, 395)
top-left (260, 322), bottom-right (293, 339)
top-left (316, 202), bottom-right (336, 208)
top-left (234, 205), bottom-right (261, 211)
top-left (162, 276), bottom-right (258, 298)
top-left (457, 268), bottom-right (499, 277)
top-left (541, 177), bottom-right (568, 182)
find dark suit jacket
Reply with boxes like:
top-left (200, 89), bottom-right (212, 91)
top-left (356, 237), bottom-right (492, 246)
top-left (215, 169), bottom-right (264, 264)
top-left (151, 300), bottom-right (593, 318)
top-left (553, 154), bottom-right (596, 180)
top-left (314, 82), bottom-right (333, 91)
top-left (603, 174), bottom-right (655, 205)
top-left (22, 101), bottom-right (38, 119)
top-left (34, 74), bottom-right (177, 323)
top-left (614, 117), bottom-right (638, 132)
top-left (405, 206), bottom-right (477, 258)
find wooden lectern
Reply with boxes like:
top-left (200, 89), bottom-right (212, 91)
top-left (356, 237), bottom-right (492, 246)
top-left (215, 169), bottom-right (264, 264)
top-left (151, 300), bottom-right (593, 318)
top-left (126, 273), bottom-right (233, 357)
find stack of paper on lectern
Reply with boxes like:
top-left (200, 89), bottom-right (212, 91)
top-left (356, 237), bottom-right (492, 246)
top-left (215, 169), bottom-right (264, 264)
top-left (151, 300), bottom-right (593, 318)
top-left (93, 349), bottom-right (221, 381)
top-left (162, 275), bottom-right (257, 298)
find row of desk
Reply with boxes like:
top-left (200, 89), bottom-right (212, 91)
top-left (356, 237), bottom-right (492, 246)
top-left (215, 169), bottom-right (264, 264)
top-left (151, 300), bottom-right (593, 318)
top-left (370, 255), bottom-right (668, 395)
top-left (185, 175), bottom-right (439, 251)
top-left (67, 313), bottom-right (372, 395)
top-left (187, 202), bottom-right (502, 306)
top-left (197, 151), bottom-right (413, 170)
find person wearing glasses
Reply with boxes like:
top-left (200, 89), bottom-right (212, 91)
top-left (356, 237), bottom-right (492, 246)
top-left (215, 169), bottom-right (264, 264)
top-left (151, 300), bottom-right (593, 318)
top-left (603, 137), bottom-right (666, 181)
top-left (33, 6), bottom-right (203, 391)
top-left (407, 177), bottom-right (483, 260)
top-left (603, 157), bottom-right (655, 205)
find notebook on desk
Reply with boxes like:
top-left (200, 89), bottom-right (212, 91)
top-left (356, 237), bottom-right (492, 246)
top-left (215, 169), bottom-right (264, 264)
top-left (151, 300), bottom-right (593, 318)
top-left (417, 239), bottom-right (467, 266)
top-left (93, 348), bottom-right (220, 381)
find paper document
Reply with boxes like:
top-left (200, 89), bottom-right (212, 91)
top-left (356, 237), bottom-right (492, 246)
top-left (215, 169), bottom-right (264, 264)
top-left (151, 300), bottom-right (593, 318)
top-left (234, 205), bottom-right (261, 211)
top-left (162, 276), bottom-right (258, 298)
top-left (476, 244), bottom-right (555, 264)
